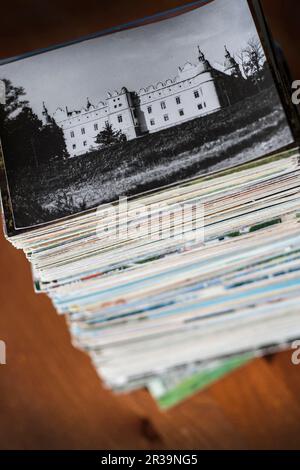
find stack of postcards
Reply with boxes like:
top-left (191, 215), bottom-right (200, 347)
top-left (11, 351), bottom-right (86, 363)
top-left (1, 0), bottom-right (300, 408)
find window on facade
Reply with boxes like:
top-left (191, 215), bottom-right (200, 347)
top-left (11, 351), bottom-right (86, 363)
top-left (118, 115), bottom-right (123, 123)
top-left (164, 114), bottom-right (169, 122)
top-left (70, 131), bottom-right (75, 138)
top-left (94, 123), bottom-right (98, 131)
top-left (119, 103), bottom-right (122, 107)
top-left (72, 144), bottom-right (76, 149)
top-left (147, 106), bottom-right (152, 114)
top-left (204, 102), bottom-right (206, 108)
top-left (176, 96), bottom-right (181, 105)
top-left (194, 91), bottom-right (200, 99)
top-left (197, 103), bottom-right (203, 110)
top-left (150, 119), bottom-right (155, 126)
top-left (81, 127), bottom-right (85, 135)
top-left (179, 109), bottom-right (184, 116)
top-left (114, 105), bottom-right (117, 109)
top-left (83, 141), bottom-right (87, 146)
top-left (160, 101), bottom-right (166, 110)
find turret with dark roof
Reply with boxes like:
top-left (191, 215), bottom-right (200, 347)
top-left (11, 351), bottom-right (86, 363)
top-left (224, 45), bottom-right (242, 78)
top-left (42, 101), bottom-right (52, 125)
top-left (197, 47), bottom-right (212, 73)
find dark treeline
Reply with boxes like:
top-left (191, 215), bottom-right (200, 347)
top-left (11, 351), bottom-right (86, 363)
top-left (0, 79), bottom-right (68, 175)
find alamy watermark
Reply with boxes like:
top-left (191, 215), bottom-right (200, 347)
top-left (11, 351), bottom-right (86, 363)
top-left (96, 196), bottom-right (205, 243)
top-left (292, 81), bottom-right (300, 105)
top-left (291, 340), bottom-right (300, 366)
top-left (0, 340), bottom-right (6, 365)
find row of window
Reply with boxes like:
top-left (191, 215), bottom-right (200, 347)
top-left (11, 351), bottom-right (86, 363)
top-left (149, 102), bottom-right (206, 126)
top-left (70, 98), bottom-right (206, 137)
top-left (147, 91), bottom-right (202, 114)
top-left (149, 109), bottom-right (181, 126)
top-left (70, 116), bottom-right (124, 138)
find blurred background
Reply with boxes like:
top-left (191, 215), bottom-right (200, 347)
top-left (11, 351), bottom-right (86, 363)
top-left (0, 0), bottom-right (300, 450)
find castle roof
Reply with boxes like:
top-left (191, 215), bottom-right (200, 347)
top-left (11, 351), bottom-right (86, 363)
top-left (137, 48), bottom-right (215, 95)
top-left (52, 45), bottom-right (237, 121)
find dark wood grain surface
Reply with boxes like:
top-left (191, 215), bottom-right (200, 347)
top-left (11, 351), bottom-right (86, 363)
top-left (1, 0), bottom-right (300, 450)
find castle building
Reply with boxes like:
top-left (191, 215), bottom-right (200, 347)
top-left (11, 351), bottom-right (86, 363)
top-left (50, 46), bottom-right (243, 157)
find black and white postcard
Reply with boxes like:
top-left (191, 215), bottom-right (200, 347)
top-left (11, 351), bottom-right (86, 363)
top-left (0, 0), bottom-right (296, 230)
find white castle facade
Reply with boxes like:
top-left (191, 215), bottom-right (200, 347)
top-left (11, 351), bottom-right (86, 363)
top-left (44, 47), bottom-right (243, 158)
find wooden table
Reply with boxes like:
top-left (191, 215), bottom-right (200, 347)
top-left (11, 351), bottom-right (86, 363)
top-left (1, 0), bottom-right (300, 450)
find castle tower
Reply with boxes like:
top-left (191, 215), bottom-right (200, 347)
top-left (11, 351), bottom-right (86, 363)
top-left (197, 47), bottom-right (212, 73)
top-left (42, 102), bottom-right (52, 125)
top-left (224, 45), bottom-right (242, 78)
top-left (86, 97), bottom-right (92, 110)
top-left (106, 87), bottom-right (139, 140)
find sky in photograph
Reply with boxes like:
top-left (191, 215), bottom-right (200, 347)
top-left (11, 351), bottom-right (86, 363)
top-left (0, 0), bottom-right (264, 118)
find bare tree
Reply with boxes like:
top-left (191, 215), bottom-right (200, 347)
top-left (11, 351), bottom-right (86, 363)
top-left (236, 49), bottom-right (249, 78)
top-left (237, 36), bottom-right (265, 79)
